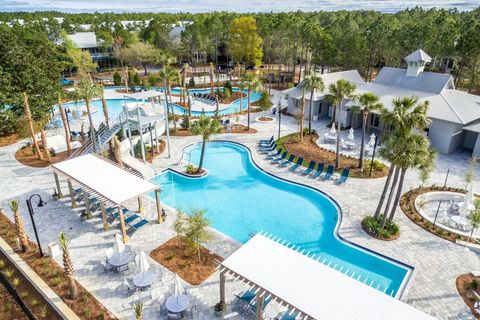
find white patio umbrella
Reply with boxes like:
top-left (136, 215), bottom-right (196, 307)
top-left (348, 128), bottom-right (355, 140)
top-left (112, 233), bottom-right (125, 255)
top-left (135, 251), bottom-right (150, 273)
top-left (368, 133), bottom-right (376, 147)
top-left (329, 122), bottom-right (336, 134)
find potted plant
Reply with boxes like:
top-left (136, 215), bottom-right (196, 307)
top-left (214, 301), bottom-right (226, 317)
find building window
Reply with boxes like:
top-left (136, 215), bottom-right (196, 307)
top-left (370, 114), bottom-right (380, 127)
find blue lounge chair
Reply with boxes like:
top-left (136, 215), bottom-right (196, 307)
top-left (336, 168), bottom-right (350, 185)
top-left (234, 290), bottom-right (256, 306)
top-left (322, 165), bottom-right (335, 181)
top-left (259, 143), bottom-right (276, 154)
top-left (125, 214), bottom-right (140, 224)
top-left (279, 154), bottom-right (295, 167)
top-left (313, 163), bottom-right (325, 178)
top-left (302, 161), bottom-right (316, 175)
top-left (280, 311), bottom-right (298, 320)
top-left (259, 136), bottom-right (274, 145)
top-left (289, 157), bottom-right (303, 171)
top-left (271, 151), bottom-right (287, 163)
top-left (266, 148), bottom-right (282, 160)
top-left (127, 219), bottom-right (149, 235)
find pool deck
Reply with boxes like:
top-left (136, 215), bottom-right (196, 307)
top-left (0, 89), bottom-right (479, 319)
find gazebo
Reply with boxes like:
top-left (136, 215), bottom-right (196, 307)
top-left (51, 153), bottom-right (162, 242)
top-left (218, 234), bottom-right (434, 320)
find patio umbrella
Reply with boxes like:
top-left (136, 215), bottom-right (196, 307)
top-left (348, 128), bottom-right (355, 140)
top-left (113, 233), bottom-right (125, 254)
top-left (368, 133), bottom-right (376, 147)
top-left (330, 122), bottom-right (336, 134)
top-left (459, 185), bottom-right (476, 218)
top-left (135, 251), bottom-right (150, 273)
top-left (173, 273), bottom-right (185, 297)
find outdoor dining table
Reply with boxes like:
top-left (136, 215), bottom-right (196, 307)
top-left (166, 294), bottom-right (190, 313)
top-left (107, 251), bottom-right (130, 268)
top-left (133, 271), bottom-right (156, 289)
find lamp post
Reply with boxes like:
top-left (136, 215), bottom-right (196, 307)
top-left (25, 194), bottom-right (47, 257)
top-left (369, 134), bottom-right (379, 177)
top-left (277, 101), bottom-right (282, 140)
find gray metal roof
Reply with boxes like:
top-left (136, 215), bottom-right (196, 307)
top-left (463, 122), bottom-right (480, 133)
top-left (67, 32), bottom-right (97, 49)
top-left (404, 49), bottom-right (432, 63)
top-left (374, 67), bottom-right (454, 94)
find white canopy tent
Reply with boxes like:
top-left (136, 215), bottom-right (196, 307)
top-left (218, 234), bottom-right (434, 320)
top-left (50, 154), bottom-right (163, 242)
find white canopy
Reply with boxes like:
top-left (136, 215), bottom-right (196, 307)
top-left (51, 154), bottom-right (158, 206)
top-left (220, 234), bottom-right (433, 320)
top-left (124, 90), bottom-right (163, 101)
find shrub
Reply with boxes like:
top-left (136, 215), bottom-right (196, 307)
top-left (0, 259), bottom-right (5, 269)
top-left (30, 299), bottom-right (39, 308)
top-left (0, 108), bottom-right (18, 135)
top-left (148, 74), bottom-right (158, 87)
top-left (113, 71), bottom-right (122, 86)
top-left (224, 80), bottom-right (232, 93)
top-left (471, 279), bottom-right (480, 290)
top-left (256, 90), bottom-right (272, 111)
top-left (188, 77), bottom-right (195, 88)
top-left (362, 215), bottom-right (399, 239)
top-left (365, 160), bottom-right (384, 172)
top-left (52, 276), bottom-right (62, 287)
top-left (180, 113), bottom-right (190, 130)
top-left (186, 164), bottom-right (197, 174)
top-left (12, 277), bottom-right (20, 288)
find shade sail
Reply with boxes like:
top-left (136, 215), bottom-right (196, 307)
top-left (220, 234), bottom-right (434, 320)
top-left (51, 154), bottom-right (158, 205)
top-left (124, 90), bottom-right (163, 100)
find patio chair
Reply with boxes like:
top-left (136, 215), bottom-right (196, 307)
top-left (124, 213), bottom-right (140, 225)
top-left (167, 314), bottom-right (181, 319)
top-left (279, 154), bottom-right (295, 167)
top-left (280, 311), bottom-right (298, 320)
top-left (321, 165), bottom-right (335, 181)
top-left (234, 289), bottom-right (256, 306)
top-left (122, 278), bottom-right (137, 297)
top-left (182, 305), bottom-right (198, 319)
top-left (101, 259), bottom-right (114, 274)
top-left (259, 143), bottom-right (277, 154)
top-left (341, 138), bottom-right (349, 150)
top-left (313, 163), bottom-right (325, 178)
top-left (302, 161), bottom-right (316, 175)
top-left (336, 168), bottom-right (350, 185)
top-left (266, 148), bottom-right (283, 160)
top-left (127, 219), bottom-right (149, 235)
top-left (259, 135), bottom-right (274, 145)
top-left (259, 140), bottom-right (275, 150)
top-left (271, 151), bottom-right (287, 163)
top-left (289, 157), bottom-right (304, 171)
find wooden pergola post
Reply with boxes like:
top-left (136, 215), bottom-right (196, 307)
top-left (137, 196), bottom-right (144, 214)
top-left (53, 172), bottom-right (63, 199)
top-left (67, 180), bottom-right (76, 208)
top-left (118, 206), bottom-right (128, 243)
top-left (100, 202), bottom-right (109, 230)
top-left (155, 189), bottom-right (162, 223)
top-left (219, 271), bottom-right (226, 306)
top-left (255, 291), bottom-right (263, 320)
top-left (83, 191), bottom-right (91, 216)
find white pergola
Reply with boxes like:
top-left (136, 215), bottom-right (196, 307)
top-left (218, 234), bottom-right (435, 320)
top-left (50, 154), bottom-right (162, 242)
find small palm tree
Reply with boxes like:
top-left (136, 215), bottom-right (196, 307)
top-left (59, 232), bottom-right (77, 299)
top-left (302, 75), bottom-right (325, 134)
top-left (112, 136), bottom-right (124, 169)
top-left (190, 116), bottom-right (222, 173)
top-left (351, 92), bottom-right (384, 169)
top-left (241, 74), bottom-right (262, 130)
top-left (325, 80), bottom-right (357, 168)
top-left (134, 302), bottom-right (143, 320)
top-left (10, 200), bottom-right (29, 253)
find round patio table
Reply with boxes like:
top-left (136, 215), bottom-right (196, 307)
top-left (133, 271), bottom-right (156, 288)
top-left (345, 140), bottom-right (356, 149)
top-left (107, 252), bottom-right (130, 267)
top-left (166, 294), bottom-right (189, 313)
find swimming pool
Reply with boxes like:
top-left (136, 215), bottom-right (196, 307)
top-left (150, 141), bottom-right (412, 297)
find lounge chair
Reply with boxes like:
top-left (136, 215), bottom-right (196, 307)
top-left (259, 136), bottom-right (274, 145)
top-left (258, 143), bottom-right (276, 154)
top-left (266, 148), bottom-right (283, 160)
top-left (322, 165), bottom-right (335, 181)
top-left (271, 151), bottom-right (287, 163)
top-left (259, 140), bottom-right (275, 149)
top-left (127, 219), bottom-right (149, 235)
top-left (125, 214), bottom-right (140, 224)
top-left (336, 168), bottom-right (350, 185)
top-left (313, 163), bottom-right (325, 178)
top-left (280, 311), bottom-right (298, 320)
top-left (289, 157), bottom-right (304, 171)
top-left (302, 161), bottom-right (316, 175)
top-left (279, 154), bottom-right (295, 167)
top-left (234, 290), bottom-right (256, 306)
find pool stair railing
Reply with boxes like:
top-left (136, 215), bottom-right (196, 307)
top-left (253, 231), bottom-right (396, 297)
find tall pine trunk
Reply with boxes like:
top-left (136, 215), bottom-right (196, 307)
top-left (59, 101), bottom-right (72, 155)
top-left (308, 90), bottom-right (314, 134)
top-left (299, 91), bottom-right (305, 141)
top-left (334, 103), bottom-right (342, 169)
top-left (358, 112), bottom-right (368, 169)
top-left (124, 66), bottom-right (129, 93)
top-left (381, 166), bottom-right (401, 227)
top-left (40, 129), bottom-right (52, 163)
top-left (247, 90), bottom-right (251, 130)
top-left (23, 93), bottom-right (44, 160)
top-left (388, 167), bottom-right (407, 221)
top-left (168, 84), bottom-right (177, 132)
top-left (374, 164), bottom-right (395, 218)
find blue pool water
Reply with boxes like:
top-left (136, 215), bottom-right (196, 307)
top-left (150, 141), bottom-right (411, 297)
top-left (57, 87), bottom-right (261, 125)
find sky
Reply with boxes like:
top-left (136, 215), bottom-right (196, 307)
top-left (0, 0), bottom-right (478, 13)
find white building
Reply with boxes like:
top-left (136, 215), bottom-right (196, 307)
top-left (284, 49), bottom-right (480, 156)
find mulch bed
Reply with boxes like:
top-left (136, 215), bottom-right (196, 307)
top-left (15, 146), bottom-right (70, 168)
top-left (146, 140), bottom-right (166, 163)
top-left (169, 124), bottom-right (257, 136)
top-left (0, 211), bottom-right (116, 320)
top-left (0, 134), bottom-right (20, 148)
top-left (150, 236), bottom-right (222, 285)
top-left (360, 222), bottom-right (400, 241)
top-left (280, 133), bottom-right (389, 178)
top-left (400, 186), bottom-right (474, 243)
top-left (456, 273), bottom-right (480, 318)
top-left (0, 282), bottom-right (29, 320)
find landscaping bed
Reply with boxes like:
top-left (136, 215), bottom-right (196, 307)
top-left (0, 210), bottom-right (115, 320)
top-left (15, 145), bottom-right (70, 168)
top-left (0, 281), bottom-right (29, 320)
top-left (278, 133), bottom-right (388, 178)
top-left (145, 140), bottom-right (166, 163)
top-left (456, 273), bottom-right (480, 318)
top-left (400, 186), bottom-right (473, 243)
top-left (150, 236), bottom-right (222, 285)
top-left (361, 215), bottom-right (400, 241)
top-left (169, 124), bottom-right (257, 136)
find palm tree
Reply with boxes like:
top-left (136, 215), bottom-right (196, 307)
top-left (58, 96), bottom-right (72, 155)
top-left (75, 76), bottom-right (102, 153)
top-left (241, 74), bottom-right (262, 130)
top-left (22, 92), bottom-right (44, 160)
top-left (351, 92), bottom-right (384, 169)
top-left (325, 80), bottom-right (357, 168)
top-left (381, 96), bottom-right (430, 136)
top-left (299, 87), bottom-right (306, 141)
top-left (237, 80), bottom-right (245, 114)
top-left (302, 75), bottom-right (325, 134)
top-left (39, 125), bottom-right (52, 163)
top-left (100, 85), bottom-right (109, 127)
top-left (182, 63), bottom-right (189, 105)
top-left (10, 200), bottom-right (29, 253)
top-left (159, 66), bottom-right (181, 132)
top-left (112, 135), bottom-right (124, 169)
top-left (59, 232), bottom-right (77, 299)
top-left (190, 115), bottom-right (222, 173)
